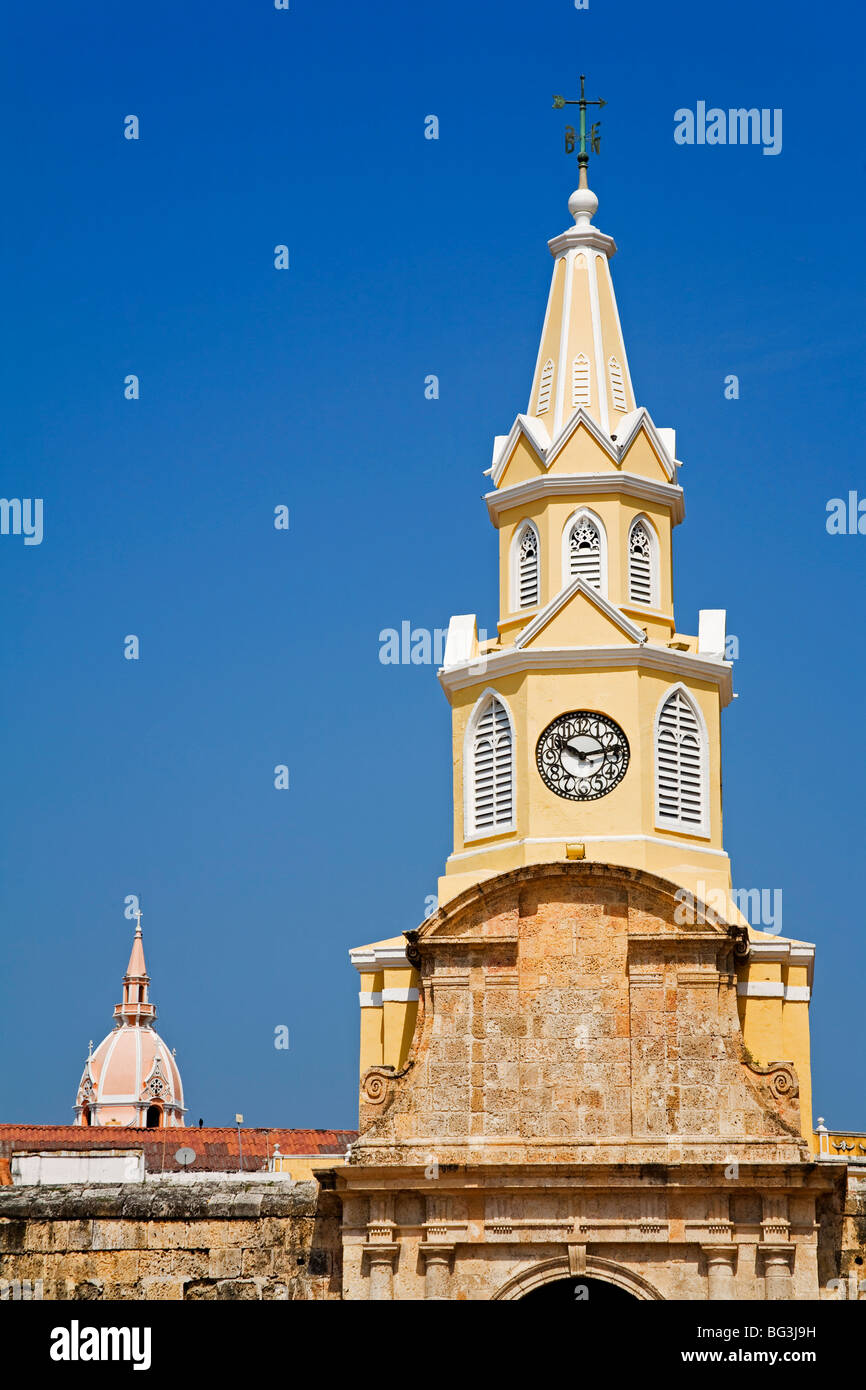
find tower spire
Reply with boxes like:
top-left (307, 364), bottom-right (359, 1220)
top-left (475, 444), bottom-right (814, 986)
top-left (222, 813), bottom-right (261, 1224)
top-left (125, 907), bottom-right (147, 979)
top-left (115, 911), bottom-right (156, 1026)
top-left (521, 81), bottom-right (633, 437)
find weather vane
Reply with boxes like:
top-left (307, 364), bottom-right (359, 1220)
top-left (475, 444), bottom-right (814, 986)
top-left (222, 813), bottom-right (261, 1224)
top-left (552, 75), bottom-right (606, 185)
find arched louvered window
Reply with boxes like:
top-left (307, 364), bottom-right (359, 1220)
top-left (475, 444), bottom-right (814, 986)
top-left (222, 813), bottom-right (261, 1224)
top-left (572, 353), bottom-right (591, 409)
top-left (513, 522), bottom-right (540, 609)
top-left (564, 510), bottom-right (605, 594)
top-left (655, 688), bottom-right (708, 836)
top-left (628, 518), bottom-right (656, 607)
top-left (537, 358), bottom-right (554, 415)
top-left (467, 694), bottom-right (514, 838)
top-left (608, 356), bottom-right (627, 413)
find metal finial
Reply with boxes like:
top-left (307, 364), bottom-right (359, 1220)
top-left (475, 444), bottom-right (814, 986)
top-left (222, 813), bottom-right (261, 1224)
top-left (552, 73), bottom-right (606, 187)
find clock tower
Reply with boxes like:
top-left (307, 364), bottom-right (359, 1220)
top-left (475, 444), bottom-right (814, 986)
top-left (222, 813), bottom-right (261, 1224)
top-left (342, 112), bottom-right (835, 1302)
top-left (350, 136), bottom-right (815, 1163)
top-left (438, 174), bottom-right (733, 915)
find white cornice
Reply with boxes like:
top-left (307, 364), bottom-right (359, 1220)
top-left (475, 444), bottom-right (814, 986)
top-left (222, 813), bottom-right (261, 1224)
top-left (514, 576), bottom-right (646, 650)
top-left (484, 471), bottom-right (685, 526)
top-left (438, 643), bottom-right (734, 703)
top-left (747, 937), bottom-right (816, 990)
top-left (548, 226), bottom-right (616, 258)
top-left (490, 405), bottom-right (677, 490)
top-left (350, 942), bottom-right (413, 973)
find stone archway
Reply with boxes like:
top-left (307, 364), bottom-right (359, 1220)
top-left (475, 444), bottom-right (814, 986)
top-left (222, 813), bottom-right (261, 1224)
top-left (492, 1256), bottom-right (664, 1302)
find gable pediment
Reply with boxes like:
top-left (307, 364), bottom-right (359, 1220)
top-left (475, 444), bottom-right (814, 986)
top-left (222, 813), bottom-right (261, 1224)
top-left (514, 576), bottom-right (646, 651)
top-left (490, 406), bottom-right (677, 491)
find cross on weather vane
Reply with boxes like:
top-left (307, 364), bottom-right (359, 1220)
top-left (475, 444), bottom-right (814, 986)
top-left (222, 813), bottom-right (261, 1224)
top-left (552, 75), bottom-right (606, 185)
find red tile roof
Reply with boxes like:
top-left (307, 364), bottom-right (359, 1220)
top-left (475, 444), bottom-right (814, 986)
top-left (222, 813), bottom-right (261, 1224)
top-left (0, 1125), bottom-right (356, 1173)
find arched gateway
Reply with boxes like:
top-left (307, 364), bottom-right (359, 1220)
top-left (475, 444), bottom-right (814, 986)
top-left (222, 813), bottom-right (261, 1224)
top-left (494, 1258), bottom-right (661, 1303)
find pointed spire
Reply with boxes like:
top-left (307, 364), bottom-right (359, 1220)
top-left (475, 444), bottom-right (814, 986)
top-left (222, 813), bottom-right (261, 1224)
top-left (126, 907), bottom-right (147, 979)
top-left (114, 911), bottom-right (157, 1027)
top-left (527, 181), bottom-right (635, 440)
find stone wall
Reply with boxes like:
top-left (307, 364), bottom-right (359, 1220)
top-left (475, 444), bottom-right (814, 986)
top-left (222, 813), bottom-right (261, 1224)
top-left (357, 863), bottom-right (804, 1164)
top-left (0, 1180), bottom-right (341, 1301)
top-left (836, 1164), bottom-right (866, 1299)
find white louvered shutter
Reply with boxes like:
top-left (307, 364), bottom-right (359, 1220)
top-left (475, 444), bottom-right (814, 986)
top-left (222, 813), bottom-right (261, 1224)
top-left (537, 359), bottom-right (554, 415)
top-left (628, 521), bottom-right (653, 605)
top-left (517, 526), bottom-right (539, 608)
top-left (657, 690), bottom-right (704, 831)
top-left (608, 356), bottom-right (627, 413)
top-left (472, 698), bottom-right (513, 833)
top-left (568, 516), bottom-right (602, 591)
top-left (572, 353), bottom-right (591, 409)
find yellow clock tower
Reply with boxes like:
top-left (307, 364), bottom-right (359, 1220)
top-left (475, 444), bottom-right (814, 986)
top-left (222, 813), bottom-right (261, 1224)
top-left (438, 173), bottom-right (732, 913)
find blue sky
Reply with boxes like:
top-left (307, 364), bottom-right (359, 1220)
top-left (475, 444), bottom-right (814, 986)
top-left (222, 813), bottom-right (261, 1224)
top-left (1, 0), bottom-right (864, 1132)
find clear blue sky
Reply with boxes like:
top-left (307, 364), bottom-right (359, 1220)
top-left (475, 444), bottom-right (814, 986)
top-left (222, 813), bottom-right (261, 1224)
top-left (1, 0), bottom-right (864, 1132)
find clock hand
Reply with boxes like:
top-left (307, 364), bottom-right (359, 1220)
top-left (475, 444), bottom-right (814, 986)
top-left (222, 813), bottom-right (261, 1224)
top-left (563, 741), bottom-right (618, 761)
top-left (563, 744), bottom-right (598, 760)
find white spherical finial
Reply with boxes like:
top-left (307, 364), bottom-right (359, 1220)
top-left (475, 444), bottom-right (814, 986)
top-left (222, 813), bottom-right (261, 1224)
top-left (568, 186), bottom-right (598, 228)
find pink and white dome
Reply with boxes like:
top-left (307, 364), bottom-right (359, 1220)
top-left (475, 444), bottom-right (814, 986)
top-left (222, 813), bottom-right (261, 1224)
top-left (75, 916), bottom-right (186, 1128)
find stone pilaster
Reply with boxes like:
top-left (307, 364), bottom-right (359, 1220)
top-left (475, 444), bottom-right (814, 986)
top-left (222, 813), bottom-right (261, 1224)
top-left (703, 1245), bottom-right (737, 1300)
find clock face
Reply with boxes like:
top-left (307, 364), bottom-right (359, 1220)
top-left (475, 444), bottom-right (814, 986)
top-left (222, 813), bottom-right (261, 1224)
top-left (535, 711), bottom-right (630, 801)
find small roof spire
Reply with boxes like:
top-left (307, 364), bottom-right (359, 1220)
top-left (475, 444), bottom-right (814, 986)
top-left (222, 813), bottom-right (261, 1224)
top-left (125, 907), bottom-right (147, 979)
